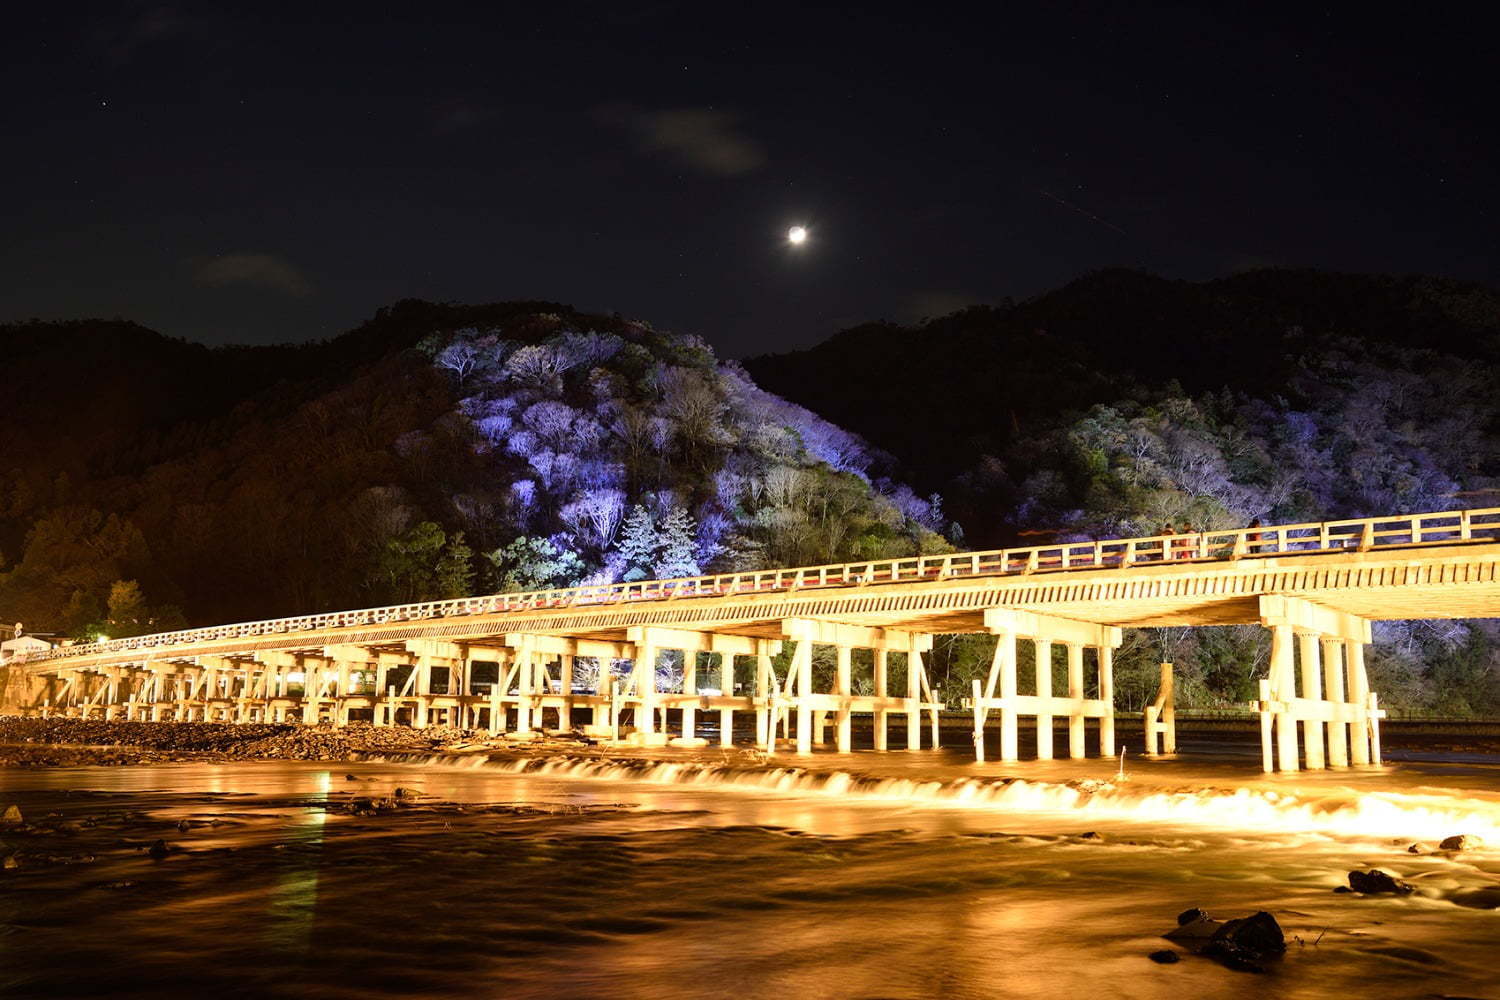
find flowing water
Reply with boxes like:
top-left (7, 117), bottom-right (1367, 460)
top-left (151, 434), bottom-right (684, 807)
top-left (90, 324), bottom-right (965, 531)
top-left (3, 739), bottom-right (1499, 999)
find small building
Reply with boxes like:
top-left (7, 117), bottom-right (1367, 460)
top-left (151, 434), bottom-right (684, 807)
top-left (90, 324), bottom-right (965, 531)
top-left (1, 635), bottom-right (54, 664)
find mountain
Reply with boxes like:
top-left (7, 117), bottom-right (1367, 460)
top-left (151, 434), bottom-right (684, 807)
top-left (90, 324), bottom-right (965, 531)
top-left (744, 269), bottom-right (1500, 546)
top-left (0, 302), bottom-right (944, 639)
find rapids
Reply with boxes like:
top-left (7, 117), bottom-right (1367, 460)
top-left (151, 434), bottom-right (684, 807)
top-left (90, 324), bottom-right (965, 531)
top-left (3, 744), bottom-right (1499, 999)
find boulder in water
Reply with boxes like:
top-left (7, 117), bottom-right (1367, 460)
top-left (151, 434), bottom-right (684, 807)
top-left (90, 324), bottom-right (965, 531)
top-left (1147, 950), bottom-right (1180, 964)
top-left (1, 804), bottom-right (22, 826)
top-left (1348, 869), bottom-right (1415, 895)
top-left (1439, 834), bottom-right (1481, 852)
top-left (1164, 909), bottom-right (1285, 973)
top-left (146, 839), bottom-right (169, 861)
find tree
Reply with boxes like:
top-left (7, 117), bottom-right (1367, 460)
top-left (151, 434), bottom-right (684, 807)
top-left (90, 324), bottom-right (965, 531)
top-left (616, 505), bottom-right (658, 581)
top-left (106, 580), bottom-right (148, 637)
top-left (486, 537), bottom-right (585, 592)
top-left (653, 506), bottom-right (700, 578)
top-left (376, 521), bottom-right (447, 603)
top-left (434, 531), bottom-right (474, 598)
top-left (435, 342), bottom-right (481, 384)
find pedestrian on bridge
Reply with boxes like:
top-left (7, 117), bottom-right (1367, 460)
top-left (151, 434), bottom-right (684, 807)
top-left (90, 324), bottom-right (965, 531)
top-left (1176, 520), bottom-right (1198, 559)
top-left (1158, 523), bottom-right (1175, 561)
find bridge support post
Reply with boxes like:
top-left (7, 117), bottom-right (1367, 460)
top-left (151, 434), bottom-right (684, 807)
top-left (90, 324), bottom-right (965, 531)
top-left (1347, 639), bottom-right (1372, 765)
top-left (906, 646), bottom-right (921, 751)
top-left (681, 651), bottom-right (698, 744)
top-left (515, 639), bottom-right (535, 736)
top-left (835, 645), bottom-right (853, 753)
top-left (1066, 643), bottom-right (1084, 760)
top-left (1034, 639), bottom-right (1054, 760)
top-left (1144, 663), bottom-right (1176, 755)
top-left (1298, 633), bottom-right (1325, 769)
top-left (998, 630), bottom-right (1020, 761)
top-left (719, 653), bottom-right (735, 747)
top-left (1322, 639), bottom-right (1349, 766)
top-left (1258, 597), bottom-right (1380, 771)
top-left (755, 645), bottom-right (775, 750)
top-left (794, 639), bottom-right (813, 755)
top-left (1100, 645), bottom-right (1115, 757)
top-left (634, 636), bottom-right (663, 746)
top-left (1270, 625), bottom-right (1299, 772)
top-left (559, 654), bottom-right (575, 731)
top-left (873, 649), bottom-right (889, 751)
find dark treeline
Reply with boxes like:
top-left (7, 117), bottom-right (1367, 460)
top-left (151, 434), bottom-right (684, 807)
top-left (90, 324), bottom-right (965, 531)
top-left (746, 269), bottom-right (1500, 716)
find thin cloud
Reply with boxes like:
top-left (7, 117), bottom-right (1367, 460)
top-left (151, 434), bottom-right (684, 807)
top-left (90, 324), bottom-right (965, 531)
top-left (596, 103), bottom-right (766, 176)
top-left (194, 253), bottom-right (312, 296)
top-left (91, 5), bottom-right (191, 66)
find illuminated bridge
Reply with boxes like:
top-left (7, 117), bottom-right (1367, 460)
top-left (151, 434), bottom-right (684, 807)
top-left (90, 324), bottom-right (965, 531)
top-left (9, 508), bottom-right (1500, 773)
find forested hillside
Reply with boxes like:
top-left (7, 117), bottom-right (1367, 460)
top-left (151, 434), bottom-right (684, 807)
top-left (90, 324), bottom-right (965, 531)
top-left (746, 269), bottom-right (1500, 715)
top-left (0, 302), bottom-right (944, 642)
top-left (8, 269), bottom-right (1500, 716)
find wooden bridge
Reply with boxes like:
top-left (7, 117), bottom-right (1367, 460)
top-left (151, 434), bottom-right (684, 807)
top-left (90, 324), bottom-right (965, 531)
top-left (9, 508), bottom-right (1500, 773)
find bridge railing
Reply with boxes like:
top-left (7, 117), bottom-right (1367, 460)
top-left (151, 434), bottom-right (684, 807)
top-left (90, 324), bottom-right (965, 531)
top-left (19, 507), bottom-right (1500, 665)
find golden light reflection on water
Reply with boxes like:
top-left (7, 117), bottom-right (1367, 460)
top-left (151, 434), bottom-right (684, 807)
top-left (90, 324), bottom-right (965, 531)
top-left (4, 755), bottom-right (1500, 999)
top-left (264, 769), bottom-right (330, 954)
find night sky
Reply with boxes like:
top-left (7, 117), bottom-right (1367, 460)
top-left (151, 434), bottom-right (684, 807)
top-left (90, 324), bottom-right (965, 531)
top-left (3, 3), bottom-right (1495, 356)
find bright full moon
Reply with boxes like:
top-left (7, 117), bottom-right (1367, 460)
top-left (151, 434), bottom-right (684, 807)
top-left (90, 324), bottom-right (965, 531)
top-left (787, 225), bottom-right (808, 245)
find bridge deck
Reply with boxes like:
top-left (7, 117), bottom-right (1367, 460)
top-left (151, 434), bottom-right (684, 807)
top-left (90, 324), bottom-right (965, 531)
top-left (16, 515), bottom-right (1500, 674)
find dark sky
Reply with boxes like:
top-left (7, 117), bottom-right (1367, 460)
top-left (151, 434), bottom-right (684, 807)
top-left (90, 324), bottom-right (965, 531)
top-left (2, 3), bottom-right (1495, 356)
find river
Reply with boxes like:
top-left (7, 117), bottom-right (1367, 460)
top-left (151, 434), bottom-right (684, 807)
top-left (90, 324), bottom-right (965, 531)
top-left (2, 738), bottom-right (1499, 999)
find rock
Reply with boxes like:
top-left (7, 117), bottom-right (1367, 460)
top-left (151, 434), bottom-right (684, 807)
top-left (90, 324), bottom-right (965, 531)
top-left (1439, 834), bottom-right (1481, 852)
top-left (345, 774), bottom-right (359, 781)
top-left (1348, 869), bottom-right (1415, 895)
top-left (1406, 843), bottom-right (1423, 854)
top-left (393, 786), bottom-right (415, 799)
top-left (3, 853), bottom-right (18, 869)
top-left (1211, 911), bottom-right (1285, 957)
top-left (1, 804), bottom-right (22, 825)
top-left (1148, 950), bottom-right (1180, 964)
top-left (147, 839), bottom-right (169, 861)
top-left (176, 819), bottom-right (190, 833)
top-left (1076, 831), bottom-right (1102, 841)
top-left (1332, 885), bottom-right (1353, 893)
top-left (1165, 915), bottom-right (1222, 943)
top-left (1164, 909), bottom-right (1284, 974)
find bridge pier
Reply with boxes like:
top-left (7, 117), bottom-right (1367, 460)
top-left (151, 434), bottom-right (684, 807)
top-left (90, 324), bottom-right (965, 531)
top-left (779, 620), bottom-right (936, 755)
top-left (1257, 596), bottom-right (1384, 772)
top-left (973, 609), bottom-right (1122, 764)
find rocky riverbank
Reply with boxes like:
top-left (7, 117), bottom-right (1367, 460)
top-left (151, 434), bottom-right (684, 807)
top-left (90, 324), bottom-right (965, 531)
top-left (0, 716), bottom-right (530, 766)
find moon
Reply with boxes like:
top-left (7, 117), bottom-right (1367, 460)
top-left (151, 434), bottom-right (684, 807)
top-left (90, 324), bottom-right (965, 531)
top-left (787, 225), bottom-right (808, 246)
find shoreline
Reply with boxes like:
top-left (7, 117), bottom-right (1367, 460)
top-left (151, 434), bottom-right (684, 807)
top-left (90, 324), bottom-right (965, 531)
top-left (6, 714), bottom-right (1500, 769)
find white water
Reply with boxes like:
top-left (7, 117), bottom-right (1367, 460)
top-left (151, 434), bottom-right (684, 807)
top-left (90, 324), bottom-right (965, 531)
top-left (372, 751), bottom-right (1500, 846)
